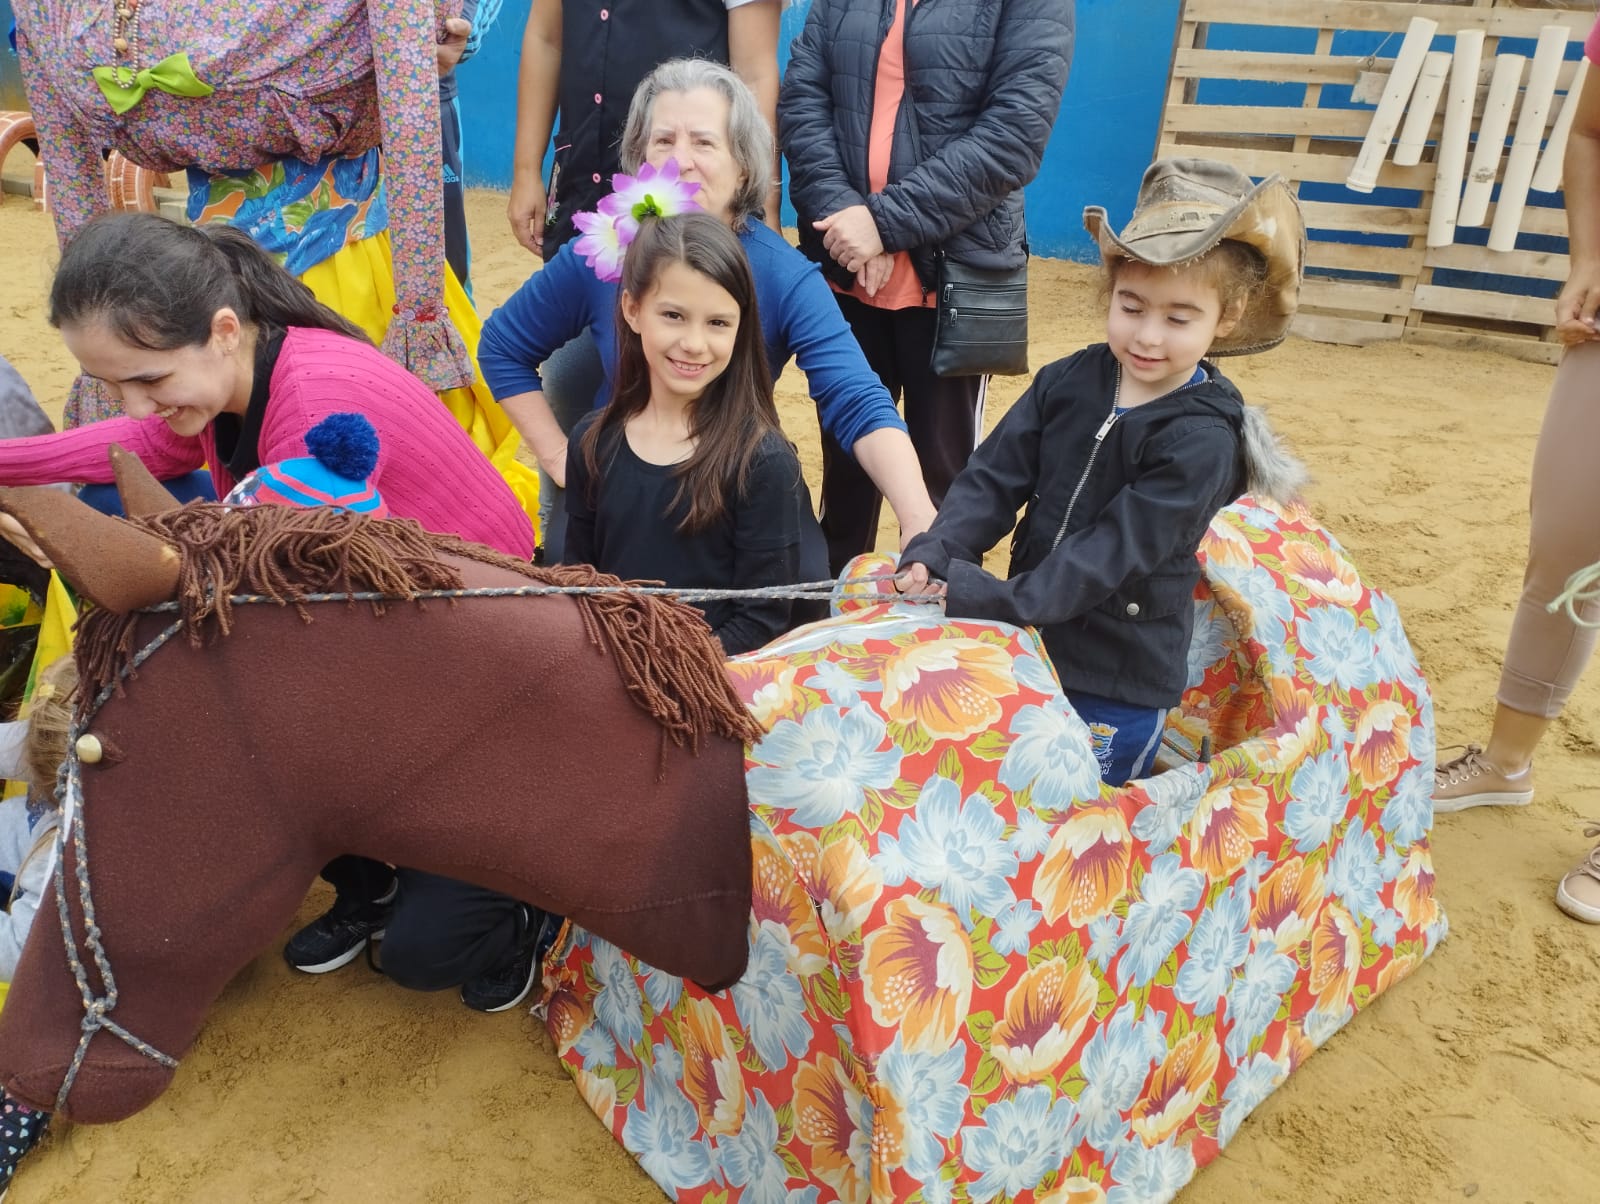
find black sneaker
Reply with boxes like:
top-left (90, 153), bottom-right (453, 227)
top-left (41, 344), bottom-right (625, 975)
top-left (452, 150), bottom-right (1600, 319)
top-left (0, 1092), bottom-right (48, 1200)
top-left (283, 884), bottom-right (396, 974)
top-left (460, 907), bottom-right (560, 1013)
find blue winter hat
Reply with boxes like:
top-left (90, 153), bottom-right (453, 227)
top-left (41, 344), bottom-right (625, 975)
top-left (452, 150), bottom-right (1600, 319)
top-left (224, 413), bottom-right (388, 516)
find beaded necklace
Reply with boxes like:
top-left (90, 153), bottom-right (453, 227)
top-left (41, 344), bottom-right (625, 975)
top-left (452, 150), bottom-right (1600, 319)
top-left (108, 2), bottom-right (142, 92)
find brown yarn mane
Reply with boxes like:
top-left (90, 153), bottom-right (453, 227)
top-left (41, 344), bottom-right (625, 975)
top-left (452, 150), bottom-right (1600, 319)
top-left (74, 503), bottom-right (764, 751)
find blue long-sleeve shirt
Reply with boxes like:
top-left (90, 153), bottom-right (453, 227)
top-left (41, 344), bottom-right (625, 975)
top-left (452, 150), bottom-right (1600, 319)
top-left (478, 221), bottom-right (908, 452)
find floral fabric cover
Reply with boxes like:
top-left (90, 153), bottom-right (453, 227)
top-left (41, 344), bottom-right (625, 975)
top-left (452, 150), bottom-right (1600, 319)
top-left (540, 496), bottom-right (1445, 1204)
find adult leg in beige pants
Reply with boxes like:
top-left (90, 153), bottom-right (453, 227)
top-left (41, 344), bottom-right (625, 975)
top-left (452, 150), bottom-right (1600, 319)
top-left (1435, 340), bottom-right (1600, 915)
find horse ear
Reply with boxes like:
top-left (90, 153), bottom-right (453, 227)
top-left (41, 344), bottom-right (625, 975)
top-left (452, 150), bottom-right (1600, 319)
top-left (108, 443), bottom-right (180, 518)
top-left (0, 486), bottom-right (181, 613)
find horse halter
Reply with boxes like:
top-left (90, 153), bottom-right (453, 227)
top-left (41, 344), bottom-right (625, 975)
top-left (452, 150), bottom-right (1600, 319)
top-left (50, 616), bottom-right (186, 1114)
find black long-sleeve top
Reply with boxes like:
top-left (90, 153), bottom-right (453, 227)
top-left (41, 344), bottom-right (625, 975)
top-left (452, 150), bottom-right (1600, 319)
top-left (563, 412), bottom-right (816, 656)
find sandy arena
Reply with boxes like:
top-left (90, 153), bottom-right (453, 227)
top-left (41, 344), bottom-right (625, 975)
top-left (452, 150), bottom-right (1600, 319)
top-left (0, 187), bottom-right (1597, 1203)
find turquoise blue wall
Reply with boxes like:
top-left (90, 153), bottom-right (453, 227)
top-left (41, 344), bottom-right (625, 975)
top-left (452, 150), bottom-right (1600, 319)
top-left (456, 0), bottom-right (1185, 262)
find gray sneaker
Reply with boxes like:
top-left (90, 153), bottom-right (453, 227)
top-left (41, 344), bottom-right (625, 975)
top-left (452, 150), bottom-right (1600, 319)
top-left (1556, 823), bottom-right (1600, 923)
top-left (1433, 744), bottom-right (1533, 813)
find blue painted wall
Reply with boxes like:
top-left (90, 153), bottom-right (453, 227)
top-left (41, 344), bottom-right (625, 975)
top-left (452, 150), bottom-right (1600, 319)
top-left (457, 0), bottom-right (1185, 261)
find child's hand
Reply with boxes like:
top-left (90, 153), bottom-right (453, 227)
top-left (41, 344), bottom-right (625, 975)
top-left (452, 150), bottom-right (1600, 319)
top-left (894, 561), bottom-right (947, 600)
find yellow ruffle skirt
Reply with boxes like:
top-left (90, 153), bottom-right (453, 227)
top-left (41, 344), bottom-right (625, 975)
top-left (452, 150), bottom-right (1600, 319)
top-left (297, 234), bottom-right (542, 539)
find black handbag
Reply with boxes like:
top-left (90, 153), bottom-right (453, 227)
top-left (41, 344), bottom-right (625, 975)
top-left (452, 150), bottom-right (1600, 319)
top-left (929, 249), bottom-right (1031, 378)
top-left (899, 68), bottom-right (1031, 378)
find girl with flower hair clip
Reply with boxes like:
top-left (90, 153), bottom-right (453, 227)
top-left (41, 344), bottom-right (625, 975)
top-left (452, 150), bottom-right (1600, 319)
top-left (564, 209), bottom-right (823, 654)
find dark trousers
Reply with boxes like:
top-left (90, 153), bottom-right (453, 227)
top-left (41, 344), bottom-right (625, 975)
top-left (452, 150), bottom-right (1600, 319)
top-left (318, 857), bottom-right (530, 991)
top-left (821, 293), bottom-right (988, 574)
top-left (440, 89), bottom-right (471, 295)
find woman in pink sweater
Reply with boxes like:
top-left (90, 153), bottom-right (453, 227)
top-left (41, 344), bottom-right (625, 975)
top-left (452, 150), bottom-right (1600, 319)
top-left (0, 213), bottom-right (534, 561)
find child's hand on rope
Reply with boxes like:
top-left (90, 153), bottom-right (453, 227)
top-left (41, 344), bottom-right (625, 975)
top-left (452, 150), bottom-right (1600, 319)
top-left (893, 560), bottom-right (947, 600)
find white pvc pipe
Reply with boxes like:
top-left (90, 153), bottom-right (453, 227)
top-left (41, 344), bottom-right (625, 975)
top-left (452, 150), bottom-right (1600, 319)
top-left (1347, 16), bottom-right (1440, 193)
top-left (1489, 25), bottom-right (1571, 252)
top-left (1531, 59), bottom-right (1590, 194)
top-left (1395, 51), bottom-right (1452, 166)
top-left (1428, 30), bottom-right (1485, 248)
top-left (1458, 52), bottom-right (1526, 228)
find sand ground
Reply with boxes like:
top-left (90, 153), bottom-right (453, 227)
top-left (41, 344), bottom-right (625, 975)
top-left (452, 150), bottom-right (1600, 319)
top-left (0, 185), bottom-right (1597, 1203)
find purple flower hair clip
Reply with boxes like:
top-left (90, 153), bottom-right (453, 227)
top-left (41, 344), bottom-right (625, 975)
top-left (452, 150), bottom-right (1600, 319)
top-left (571, 161), bottom-right (704, 282)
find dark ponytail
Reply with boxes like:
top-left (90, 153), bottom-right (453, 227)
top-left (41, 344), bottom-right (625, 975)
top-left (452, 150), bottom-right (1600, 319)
top-left (48, 212), bottom-right (370, 349)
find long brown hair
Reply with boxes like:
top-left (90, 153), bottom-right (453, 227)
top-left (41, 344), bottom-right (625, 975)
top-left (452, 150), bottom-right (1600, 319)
top-left (583, 213), bottom-right (783, 533)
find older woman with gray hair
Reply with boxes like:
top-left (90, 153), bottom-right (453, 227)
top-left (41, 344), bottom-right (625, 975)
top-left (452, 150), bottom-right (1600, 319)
top-left (479, 57), bottom-right (934, 561)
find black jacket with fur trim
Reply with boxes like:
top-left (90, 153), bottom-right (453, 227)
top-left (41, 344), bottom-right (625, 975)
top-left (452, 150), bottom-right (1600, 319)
top-left (902, 343), bottom-right (1303, 709)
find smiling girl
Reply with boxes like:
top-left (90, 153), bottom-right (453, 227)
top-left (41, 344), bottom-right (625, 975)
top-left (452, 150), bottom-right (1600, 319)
top-left (0, 213), bottom-right (533, 561)
top-left (480, 57), bottom-right (933, 565)
top-left (563, 212), bottom-right (820, 654)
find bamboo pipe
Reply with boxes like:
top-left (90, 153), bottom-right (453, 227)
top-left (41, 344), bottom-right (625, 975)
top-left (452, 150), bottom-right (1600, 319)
top-left (1489, 25), bottom-right (1571, 252)
top-left (1395, 51), bottom-right (1452, 166)
top-left (1458, 52), bottom-right (1526, 228)
top-left (1531, 59), bottom-right (1590, 194)
top-left (1347, 16), bottom-right (1440, 192)
top-left (1427, 30), bottom-right (1486, 248)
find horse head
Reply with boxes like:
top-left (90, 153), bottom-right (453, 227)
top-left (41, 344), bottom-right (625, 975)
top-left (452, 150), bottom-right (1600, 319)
top-left (0, 458), bottom-right (755, 1123)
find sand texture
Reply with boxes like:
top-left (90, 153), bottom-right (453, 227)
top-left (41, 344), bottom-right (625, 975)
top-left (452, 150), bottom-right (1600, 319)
top-left (0, 187), bottom-right (1596, 1202)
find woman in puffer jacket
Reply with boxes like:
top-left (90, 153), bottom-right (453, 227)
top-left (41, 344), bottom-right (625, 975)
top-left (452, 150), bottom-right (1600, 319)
top-left (779, 0), bottom-right (1074, 572)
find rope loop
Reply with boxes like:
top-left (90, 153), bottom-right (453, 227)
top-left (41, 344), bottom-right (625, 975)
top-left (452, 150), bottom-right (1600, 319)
top-left (1548, 561), bottom-right (1600, 629)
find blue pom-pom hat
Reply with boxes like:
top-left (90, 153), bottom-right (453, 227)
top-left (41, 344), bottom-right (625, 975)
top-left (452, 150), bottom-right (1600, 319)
top-left (223, 413), bottom-right (389, 517)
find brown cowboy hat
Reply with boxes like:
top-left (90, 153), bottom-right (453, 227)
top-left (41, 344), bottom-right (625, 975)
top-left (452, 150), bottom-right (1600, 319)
top-left (1083, 158), bottom-right (1306, 356)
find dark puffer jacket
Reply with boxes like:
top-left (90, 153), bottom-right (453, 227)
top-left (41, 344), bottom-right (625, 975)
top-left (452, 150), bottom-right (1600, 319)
top-left (778, 0), bottom-right (1074, 292)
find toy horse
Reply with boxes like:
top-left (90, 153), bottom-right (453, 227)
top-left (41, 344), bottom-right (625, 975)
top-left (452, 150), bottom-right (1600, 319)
top-left (0, 458), bottom-right (758, 1125)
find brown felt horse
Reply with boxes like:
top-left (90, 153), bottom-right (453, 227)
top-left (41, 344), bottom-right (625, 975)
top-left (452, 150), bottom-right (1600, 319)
top-left (0, 455), bottom-right (757, 1125)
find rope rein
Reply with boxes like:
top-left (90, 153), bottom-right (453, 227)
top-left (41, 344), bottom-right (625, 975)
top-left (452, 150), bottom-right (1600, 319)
top-left (47, 567), bottom-right (932, 1112)
top-left (51, 618), bottom-right (186, 1113)
top-left (131, 569), bottom-right (940, 612)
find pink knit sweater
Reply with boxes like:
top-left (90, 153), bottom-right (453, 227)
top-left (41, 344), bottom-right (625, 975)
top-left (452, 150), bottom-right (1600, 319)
top-left (0, 327), bottom-right (534, 560)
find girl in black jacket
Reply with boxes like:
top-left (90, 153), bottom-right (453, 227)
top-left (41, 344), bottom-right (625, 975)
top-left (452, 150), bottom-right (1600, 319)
top-left (899, 159), bottom-right (1307, 784)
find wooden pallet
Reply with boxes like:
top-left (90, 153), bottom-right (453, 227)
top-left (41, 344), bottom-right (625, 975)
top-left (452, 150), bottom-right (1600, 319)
top-left (1161, 0), bottom-right (1594, 364)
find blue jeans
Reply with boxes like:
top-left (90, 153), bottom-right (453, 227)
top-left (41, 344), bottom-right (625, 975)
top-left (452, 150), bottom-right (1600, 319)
top-left (1066, 690), bottom-right (1167, 786)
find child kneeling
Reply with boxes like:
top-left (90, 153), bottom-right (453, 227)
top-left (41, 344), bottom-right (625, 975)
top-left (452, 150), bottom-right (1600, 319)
top-left (899, 159), bottom-right (1306, 784)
